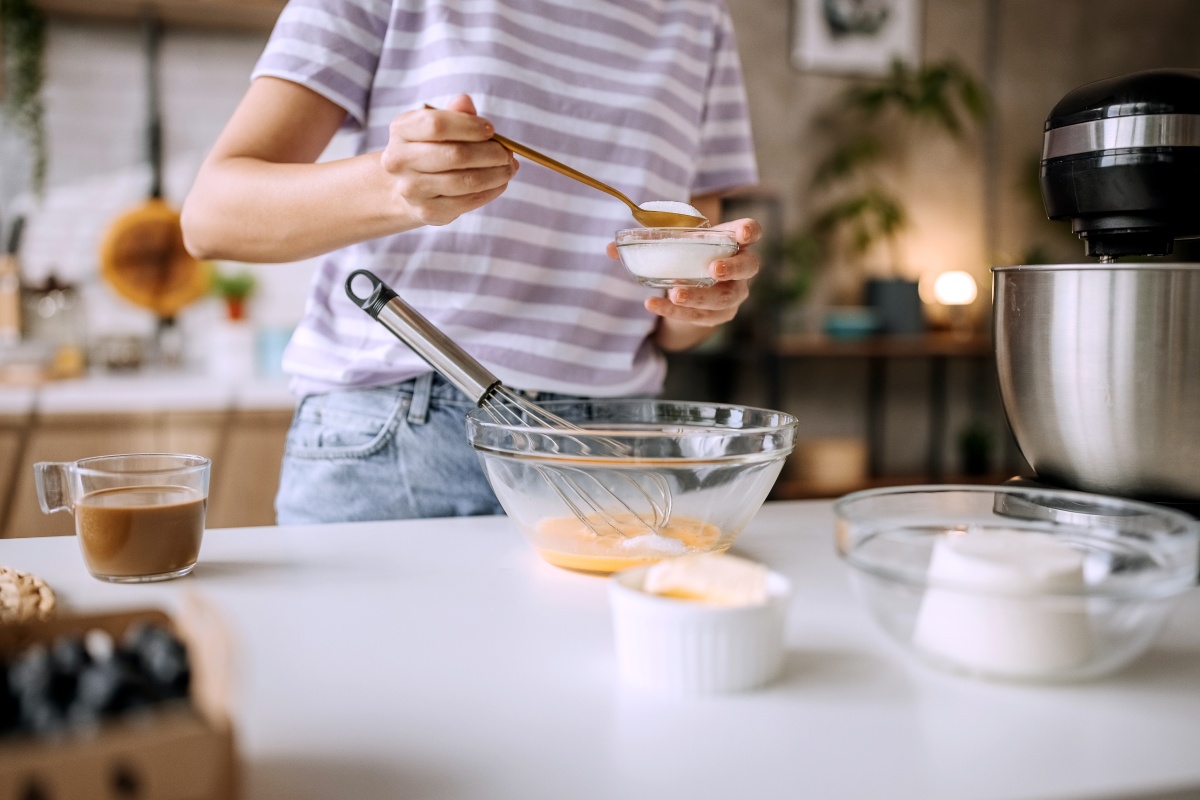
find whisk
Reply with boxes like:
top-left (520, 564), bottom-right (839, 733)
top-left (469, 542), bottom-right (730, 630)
top-left (344, 270), bottom-right (672, 538)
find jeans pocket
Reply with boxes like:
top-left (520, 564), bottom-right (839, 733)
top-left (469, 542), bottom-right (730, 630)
top-left (285, 387), bottom-right (409, 460)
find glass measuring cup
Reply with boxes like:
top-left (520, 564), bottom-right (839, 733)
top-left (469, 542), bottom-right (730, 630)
top-left (35, 453), bottom-right (211, 583)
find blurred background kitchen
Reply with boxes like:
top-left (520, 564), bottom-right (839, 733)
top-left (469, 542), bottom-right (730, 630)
top-left (1, 0), bottom-right (1198, 537)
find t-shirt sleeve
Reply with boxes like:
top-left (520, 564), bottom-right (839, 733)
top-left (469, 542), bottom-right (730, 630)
top-left (693, 2), bottom-right (759, 196)
top-left (251, 0), bottom-right (390, 129)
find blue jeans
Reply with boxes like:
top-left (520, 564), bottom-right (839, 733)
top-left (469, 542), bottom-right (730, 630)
top-left (275, 373), bottom-right (578, 524)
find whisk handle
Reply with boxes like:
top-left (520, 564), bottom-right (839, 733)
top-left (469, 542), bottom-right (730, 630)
top-left (345, 269), bottom-right (500, 405)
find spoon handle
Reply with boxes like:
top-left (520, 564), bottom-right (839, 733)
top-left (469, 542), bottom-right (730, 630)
top-left (490, 132), bottom-right (639, 213)
top-left (421, 104), bottom-right (640, 215)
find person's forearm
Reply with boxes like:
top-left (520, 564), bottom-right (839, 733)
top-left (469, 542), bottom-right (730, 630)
top-left (182, 152), bottom-right (416, 263)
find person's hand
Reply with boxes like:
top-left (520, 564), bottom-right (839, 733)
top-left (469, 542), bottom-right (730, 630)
top-left (382, 94), bottom-right (519, 226)
top-left (615, 217), bottom-right (762, 328)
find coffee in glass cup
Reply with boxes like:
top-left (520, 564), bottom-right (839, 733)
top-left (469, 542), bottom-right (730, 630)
top-left (34, 453), bottom-right (211, 583)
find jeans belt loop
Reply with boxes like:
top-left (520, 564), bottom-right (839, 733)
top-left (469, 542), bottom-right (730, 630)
top-left (407, 371), bottom-right (435, 425)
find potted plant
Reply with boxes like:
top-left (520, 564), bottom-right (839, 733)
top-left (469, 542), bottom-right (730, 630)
top-left (781, 59), bottom-right (988, 334)
top-left (1, 0), bottom-right (48, 195)
top-left (210, 268), bottom-right (257, 321)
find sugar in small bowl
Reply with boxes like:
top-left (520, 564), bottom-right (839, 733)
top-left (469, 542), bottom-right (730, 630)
top-left (615, 228), bottom-right (738, 289)
top-left (609, 553), bottom-right (792, 694)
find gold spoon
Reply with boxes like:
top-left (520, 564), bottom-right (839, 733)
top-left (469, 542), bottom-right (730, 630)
top-left (423, 104), bottom-right (707, 228)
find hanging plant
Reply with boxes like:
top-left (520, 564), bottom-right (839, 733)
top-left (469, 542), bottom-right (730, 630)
top-left (1, 0), bottom-right (48, 194)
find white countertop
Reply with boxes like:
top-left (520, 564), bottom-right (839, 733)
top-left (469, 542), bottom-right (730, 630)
top-left (2, 500), bottom-right (1199, 800)
top-left (0, 371), bottom-right (295, 414)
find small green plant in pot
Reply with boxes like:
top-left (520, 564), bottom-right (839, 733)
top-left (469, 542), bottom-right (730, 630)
top-left (210, 268), bottom-right (257, 321)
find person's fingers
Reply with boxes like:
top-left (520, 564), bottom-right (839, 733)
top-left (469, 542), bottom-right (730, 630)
top-left (445, 93), bottom-right (477, 115)
top-left (713, 217), bottom-right (762, 246)
top-left (708, 248), bottom-right (759, 282)
top-left (392, 103), bottom-right (495, 144)
top-left (382, 139), bottom-right (513, 175)
top-left (642, 278), bottom-right (750, 324)
top-left (644, 294), bottom-right (739, 326)
top-left (411, 185), bottom-right (511, 225)
top-left (400, 162), bottom-right (519, 201)
top-left (666, 280), bottom-right (749, 311)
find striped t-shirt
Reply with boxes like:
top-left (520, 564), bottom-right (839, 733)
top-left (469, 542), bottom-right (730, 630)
top-left (253, 0), bottom-right (758, 398)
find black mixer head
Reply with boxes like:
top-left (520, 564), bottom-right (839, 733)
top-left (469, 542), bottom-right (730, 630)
top-left (1040, 69), bottom-right (1200, 260)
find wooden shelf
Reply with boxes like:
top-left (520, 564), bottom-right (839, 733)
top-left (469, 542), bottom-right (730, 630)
top-left (36, 0), bottom-right (286, 31)
top-left (771, 330), bottom-right (993, 359)
top-left (770, 473), bottom-right (1014, 501)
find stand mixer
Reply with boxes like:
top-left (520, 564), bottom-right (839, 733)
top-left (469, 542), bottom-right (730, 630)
top-left (993, 68), bottom-right (1200, 515)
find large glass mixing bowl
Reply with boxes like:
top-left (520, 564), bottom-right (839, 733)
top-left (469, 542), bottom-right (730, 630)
top-left (467, 399), bottom-right (797, 574)
top-left (834, 485), bottom-right (1200, 682)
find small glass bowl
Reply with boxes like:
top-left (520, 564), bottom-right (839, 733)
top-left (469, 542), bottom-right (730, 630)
top-left (833, 485), bottom-right (1200, 683)
top-left (615, 228), bottom-right (738, 289)
top-left (467, 399), bottom-right (797, 574)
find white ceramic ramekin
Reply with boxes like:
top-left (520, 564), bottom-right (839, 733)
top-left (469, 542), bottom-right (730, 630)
top-left (608, 564), bottom-right (792, 694)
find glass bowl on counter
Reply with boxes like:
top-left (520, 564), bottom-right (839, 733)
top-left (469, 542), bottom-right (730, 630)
top-left (467, 399), bottom-right (797, 574)
top-left (833, 484), bottom-right (1200, 683)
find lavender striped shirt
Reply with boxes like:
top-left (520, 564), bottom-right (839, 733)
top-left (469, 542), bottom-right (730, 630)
top-left (253, 0), bottom-right (758, 398)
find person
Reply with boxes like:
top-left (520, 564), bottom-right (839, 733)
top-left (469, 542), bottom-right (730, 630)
top-left (181, 0), bottom-right (763, 524)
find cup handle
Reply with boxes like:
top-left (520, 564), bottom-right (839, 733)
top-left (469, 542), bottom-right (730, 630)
top-left (34, 462), bottom-right (72, 515)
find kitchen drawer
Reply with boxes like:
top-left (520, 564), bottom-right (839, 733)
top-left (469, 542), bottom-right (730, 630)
top-left (206, 409), bottom-right (291, 529)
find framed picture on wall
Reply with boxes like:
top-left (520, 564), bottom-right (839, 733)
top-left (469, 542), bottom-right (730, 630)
top-left (792, 0), bottom-right (923, 76)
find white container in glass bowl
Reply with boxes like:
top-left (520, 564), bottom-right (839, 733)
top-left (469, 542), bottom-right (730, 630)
top-left (615, 228), bottom-right (738, 288)
top-left (608, 564), bottom-right (792, 694)
top-left (833, 484), bottom-right (1200, 683)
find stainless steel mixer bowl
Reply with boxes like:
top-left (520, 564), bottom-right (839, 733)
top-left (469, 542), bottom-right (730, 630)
top-left (994, 263), bottom-right (1200, 501)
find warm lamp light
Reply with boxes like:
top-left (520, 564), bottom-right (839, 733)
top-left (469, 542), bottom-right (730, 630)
top-left (933, 271), bottom-right (978, 306)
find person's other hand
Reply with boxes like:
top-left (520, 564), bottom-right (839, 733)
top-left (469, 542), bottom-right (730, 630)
top-left (621, 217), bottom-right (762, 327)
top-left (383, 94), bottom-right (519, 226)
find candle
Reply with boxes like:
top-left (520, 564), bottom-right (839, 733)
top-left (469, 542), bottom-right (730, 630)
top-left (912, 529), bottom-right (1091, 678)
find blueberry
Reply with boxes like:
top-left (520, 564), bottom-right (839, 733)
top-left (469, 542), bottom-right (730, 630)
top-left (140, 636), bottom-right (191, 699)
top-left (74, 661), bottom-right (124, 715)
top-left (7, 645), bottom-right (52, 699)
top-left (121, 622), bottom-right (172, 656)
top-left (51, 636), bottom-right (90, 674)
top-left (45, 636), bottom-right (93, 710)
top-left (120, 624), bottom-right (190, 700)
